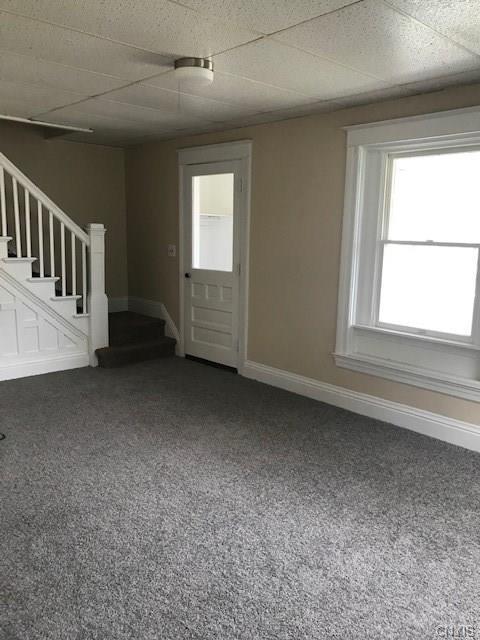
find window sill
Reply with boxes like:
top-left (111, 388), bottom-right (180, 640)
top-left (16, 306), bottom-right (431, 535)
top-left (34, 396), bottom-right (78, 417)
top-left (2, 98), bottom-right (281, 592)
top-left (352, 324), bottom-right (480, 353)
top-left (334, 351), bottom-right (480, 403)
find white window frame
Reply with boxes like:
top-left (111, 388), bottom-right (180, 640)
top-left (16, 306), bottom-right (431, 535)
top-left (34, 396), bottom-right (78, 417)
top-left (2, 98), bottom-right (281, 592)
top-left (335, 106), bottom-right (480, 403)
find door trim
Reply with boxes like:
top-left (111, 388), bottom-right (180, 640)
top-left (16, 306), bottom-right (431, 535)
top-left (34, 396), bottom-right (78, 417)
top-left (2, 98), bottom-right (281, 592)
top-left (178, 140), bottom-right (252, 373)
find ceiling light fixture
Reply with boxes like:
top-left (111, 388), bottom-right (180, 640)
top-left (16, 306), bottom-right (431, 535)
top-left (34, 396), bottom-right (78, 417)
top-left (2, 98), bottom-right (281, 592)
top-left (174, 57), bottom-right (214, 87)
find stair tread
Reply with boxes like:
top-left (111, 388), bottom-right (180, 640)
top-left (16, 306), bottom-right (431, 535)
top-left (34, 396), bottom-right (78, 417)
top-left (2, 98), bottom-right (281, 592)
top-left (28, 276), bottom-right (59, 282)
top-left (2, 256), bottom-right (36, 263)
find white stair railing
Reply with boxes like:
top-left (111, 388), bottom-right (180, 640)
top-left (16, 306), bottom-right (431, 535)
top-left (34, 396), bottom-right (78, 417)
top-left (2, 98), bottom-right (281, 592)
top-left (0, 152), bottom-right (108, 364)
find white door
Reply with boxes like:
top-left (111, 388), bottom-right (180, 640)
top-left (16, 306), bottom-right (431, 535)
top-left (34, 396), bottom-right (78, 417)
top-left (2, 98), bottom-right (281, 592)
top-left (182, 160), bottom-right (242, 368)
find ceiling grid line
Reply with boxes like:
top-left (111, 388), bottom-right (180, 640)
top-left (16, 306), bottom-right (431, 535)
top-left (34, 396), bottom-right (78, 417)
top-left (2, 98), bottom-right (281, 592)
top-left (0, 0), bottom-right (478, 145)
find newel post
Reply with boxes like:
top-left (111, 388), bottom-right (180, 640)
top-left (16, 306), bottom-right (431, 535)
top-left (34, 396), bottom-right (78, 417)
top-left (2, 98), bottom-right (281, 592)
top-left (87, 223), bottom-right (109, 366)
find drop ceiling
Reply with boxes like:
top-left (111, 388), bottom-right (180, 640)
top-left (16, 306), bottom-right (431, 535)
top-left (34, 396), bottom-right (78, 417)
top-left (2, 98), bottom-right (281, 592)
top-left (0, 0), bottom-right (479, 147)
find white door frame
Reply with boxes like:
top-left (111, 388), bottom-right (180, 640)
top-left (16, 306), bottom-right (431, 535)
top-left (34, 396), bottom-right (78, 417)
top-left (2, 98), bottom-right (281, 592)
top-left (178, 140), bottom-right (252, 372)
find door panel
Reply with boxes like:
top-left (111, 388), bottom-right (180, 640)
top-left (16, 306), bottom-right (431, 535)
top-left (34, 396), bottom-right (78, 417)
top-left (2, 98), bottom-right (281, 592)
top-left (183, 161), bottom-right (241, 367)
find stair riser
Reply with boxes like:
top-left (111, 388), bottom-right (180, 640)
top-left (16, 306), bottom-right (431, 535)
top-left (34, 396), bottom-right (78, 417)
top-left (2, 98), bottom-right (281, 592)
top-left (49, 298), bottom-right (86, 329)
top-left (0, 241), bottom-right (11, 259)
top-left (24, 281), bottom-right (57, 299)
top-left (109, 325), bottom-right (165, 346)
top-left (1, 261), bottom-right (37, 281)
top-left (97, 344), bottom-right (175, 368)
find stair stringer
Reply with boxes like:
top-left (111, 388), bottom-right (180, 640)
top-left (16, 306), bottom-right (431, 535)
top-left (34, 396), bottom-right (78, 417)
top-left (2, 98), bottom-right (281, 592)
top-left (1, 256), bottom-right (89, 334)
top-left (0, 269), bottom-right (89, 381)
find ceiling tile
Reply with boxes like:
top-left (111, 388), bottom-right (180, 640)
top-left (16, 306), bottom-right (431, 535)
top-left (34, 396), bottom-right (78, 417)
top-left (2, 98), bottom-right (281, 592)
top-left (329, 67), bottom-right (480, 108)
top-left (333, 85), bottom-right (418, 108)
top-left (189, 100), bottom-right (341, 132)
top-left (275, 0), bottom-right (480, 84)
top-left (39, 97), bottom-right (213, 132)
top-left (146, 70), bottom-right (317, 112)
top-left (0, 0), bottom-right (258, 57)
top-left (0, 11), bottom-right (172, 80)
top-left (176, 0), bottom-right (358, 34)
top-left (253, 99), bottom-right (342, 121)
top-left (31, 107), bottom-right (174, 143)
top-left (0, 79), bottom-right (85, 118)
top-left (214, 39), bottom-right (388, 99)
top-left (0, 50), bottom-right (127, 96)
top-left (399, 67), bottom-right (480, 93)
top-left (105, 83), bottom-right (258, 122)
top-left (386, 0), bottom-right (480, 55)
top-left (65, 129), bottom-right (155, 147)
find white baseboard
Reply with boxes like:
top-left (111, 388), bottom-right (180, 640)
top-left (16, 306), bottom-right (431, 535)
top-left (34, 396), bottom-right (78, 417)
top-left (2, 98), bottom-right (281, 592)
top-left (108, 297), bottom-right (129, 312)
top-left (159, 303), bottom-right (181, 345)
top-left (242, 360), bottom-right (480, 453)
top-left (128, 296), bottom-right (181, 354)
top-left (0, 352), bottom-right (89, 382)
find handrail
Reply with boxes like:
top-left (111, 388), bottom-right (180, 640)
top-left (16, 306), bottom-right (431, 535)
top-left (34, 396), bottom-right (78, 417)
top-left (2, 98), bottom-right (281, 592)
top-left (0, 152), bottom-right (109, 366)
top-left (0, 152), bottom-right (89, 245)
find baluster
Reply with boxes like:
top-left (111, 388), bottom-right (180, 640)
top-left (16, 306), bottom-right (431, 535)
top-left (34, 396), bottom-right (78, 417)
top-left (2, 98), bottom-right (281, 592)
top-left (0, 167), bottom-right (6, 236)
top-left (25, 189), bottom-right (31, 258)
top-left (13, 177), bottom-right (21, 257)
top-left (60, 222), bottom-right (66, 296)
top-left (49, 211), bottom-right (55, 278)
top-left (37, 202), bottom-right (44, 277)
top-left (71, 232), bottom-right (77, 296)
top-left (82, 241), bottom-right (87, 313)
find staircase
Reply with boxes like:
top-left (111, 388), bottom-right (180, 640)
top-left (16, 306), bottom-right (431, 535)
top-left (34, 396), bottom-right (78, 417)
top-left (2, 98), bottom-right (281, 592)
top-left (0, 151), bottom-right (108, 381)
top-left (96, 312), bottom-right (176, 367)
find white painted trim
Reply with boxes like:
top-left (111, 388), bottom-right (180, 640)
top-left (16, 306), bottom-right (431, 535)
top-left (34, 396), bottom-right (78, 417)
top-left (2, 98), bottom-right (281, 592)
top-left (344, 106), bottom-right (480, 147)
top-left (343, 105), bottom-right (480, 132)
top-left (334, 352), bottom-right (480, 403)
top-left (336, 109), bottom-right (480, 401)
top-left (242, 360), bottom-right (480, 453)
top-left (108, 296), bottom-right (129, 312)
top-left (0, 352), bottom-right (89, 382)
top-left (1, 267), bottom-right (87, 338)
top-left (0, 152), bottom-right (89, 244)
top-left (178, 140), bottom-right (252, 165)
top-left (178, 140), bottom-right (252, 371)
top-left (160, 302), bottom-right (181, 345)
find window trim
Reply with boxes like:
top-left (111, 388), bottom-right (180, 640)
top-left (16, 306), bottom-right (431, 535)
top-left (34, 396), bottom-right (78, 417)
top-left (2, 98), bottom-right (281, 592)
top-left (334, 106), bottom-right (480, 403)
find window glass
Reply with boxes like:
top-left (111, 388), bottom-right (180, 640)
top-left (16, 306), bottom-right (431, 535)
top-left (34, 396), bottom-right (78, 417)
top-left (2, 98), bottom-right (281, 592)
top-left (379, 244), bottom-right (478, 336)
top-left (192, 173), bottom-right (234, 272)
top-left (388, 150), bottom-right (480, 243)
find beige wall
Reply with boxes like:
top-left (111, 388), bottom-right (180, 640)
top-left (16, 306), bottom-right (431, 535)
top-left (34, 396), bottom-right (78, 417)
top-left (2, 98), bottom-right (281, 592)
top-left (126, 82), bottom-right (480, 425)
top-left (0, 120), bottom-right (128, 298)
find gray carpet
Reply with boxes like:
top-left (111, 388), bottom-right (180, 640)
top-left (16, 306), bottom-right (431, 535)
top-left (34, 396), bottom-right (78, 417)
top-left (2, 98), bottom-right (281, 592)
top-left (1, 358), bottom-right (479, 640)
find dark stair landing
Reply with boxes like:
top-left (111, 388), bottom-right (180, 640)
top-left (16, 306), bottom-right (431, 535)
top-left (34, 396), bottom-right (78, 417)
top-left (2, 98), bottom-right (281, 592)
top-left (96, 311), bottom-right (176, 368)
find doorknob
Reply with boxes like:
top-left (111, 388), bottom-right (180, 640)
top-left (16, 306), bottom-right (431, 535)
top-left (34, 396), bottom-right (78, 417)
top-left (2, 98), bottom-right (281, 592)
top-left (185, 272), bottom-right (191, 278)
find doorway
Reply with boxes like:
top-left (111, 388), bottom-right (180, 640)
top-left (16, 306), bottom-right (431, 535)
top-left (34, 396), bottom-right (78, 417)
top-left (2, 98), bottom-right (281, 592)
top-left (178, 141), bottom-right (251, 370)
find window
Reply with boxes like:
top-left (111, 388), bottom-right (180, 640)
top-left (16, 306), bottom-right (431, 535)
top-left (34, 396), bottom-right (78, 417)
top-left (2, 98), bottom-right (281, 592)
top-left (378, 150), bottom-right (480, 339)
top-left (335, 107), bottom-right (480, 402)
top-left (192, 173), bottom-right (234, 272)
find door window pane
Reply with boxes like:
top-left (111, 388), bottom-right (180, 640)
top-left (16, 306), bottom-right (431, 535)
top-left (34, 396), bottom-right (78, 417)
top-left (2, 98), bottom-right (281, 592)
top-left (388, 150), bottom-right (480, 243)
top-left (378, 244), bottom-right (478, 336)
top-left (192, 173), bottom-right (234, 271)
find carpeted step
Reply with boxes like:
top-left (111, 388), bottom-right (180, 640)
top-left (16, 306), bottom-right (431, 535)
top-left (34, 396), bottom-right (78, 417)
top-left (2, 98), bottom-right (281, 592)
top-left (108, 311), bottom-right (166, 346)
top-left (95, 336), bottom-right (176, 368)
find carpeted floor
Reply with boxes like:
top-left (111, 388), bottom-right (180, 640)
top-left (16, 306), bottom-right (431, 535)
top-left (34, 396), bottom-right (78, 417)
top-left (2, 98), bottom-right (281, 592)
top-left (1, 358), bottom-right (479, 640)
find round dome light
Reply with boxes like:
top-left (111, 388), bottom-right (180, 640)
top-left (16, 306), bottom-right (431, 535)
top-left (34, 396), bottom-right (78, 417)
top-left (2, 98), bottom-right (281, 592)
top-left (174, 57), bottom-right (214, 87)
